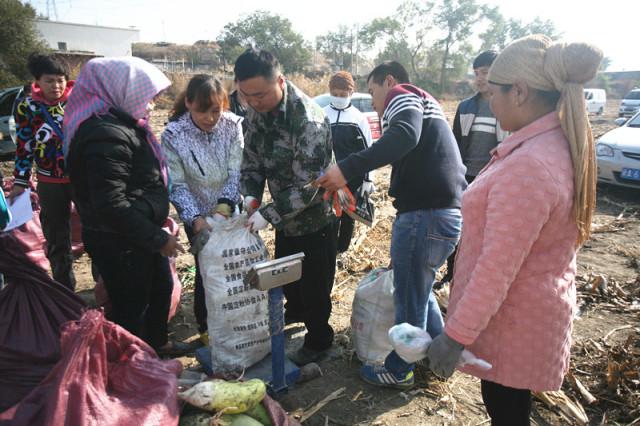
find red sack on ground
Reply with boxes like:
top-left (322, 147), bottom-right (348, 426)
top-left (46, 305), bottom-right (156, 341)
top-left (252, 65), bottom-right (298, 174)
top-left (0, 310), bottom-right (182, 426)
top-left (1, 179), bottom-right (50, 271)
top-left (0, 232), bottom-right (86, 412)
top-left (2, 178), bottom-right (85, 260)
top-left (263, 395), bottom-right (302, 426)
top-left (94, 217), bottom-right (183, 321)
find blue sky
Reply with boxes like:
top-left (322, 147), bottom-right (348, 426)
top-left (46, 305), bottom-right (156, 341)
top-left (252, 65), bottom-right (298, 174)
top-left (25, 0), bottom-right (637, 71)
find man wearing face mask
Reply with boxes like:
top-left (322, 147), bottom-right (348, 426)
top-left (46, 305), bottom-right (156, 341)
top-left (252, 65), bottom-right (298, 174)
top-left (323, 71), bottom-right (374, 253)
top-left (235, 48), bottom-right (337, 366)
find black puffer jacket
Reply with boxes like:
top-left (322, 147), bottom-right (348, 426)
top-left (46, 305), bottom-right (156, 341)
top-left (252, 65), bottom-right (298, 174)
top-left (68, 109), bottom-right (169, 252)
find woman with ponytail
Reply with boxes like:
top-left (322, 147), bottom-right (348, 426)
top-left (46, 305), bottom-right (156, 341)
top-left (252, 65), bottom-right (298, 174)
top-left (161, 74), bottom-right (244, 342)
top-left (424, 35), bottom-right (602, 425)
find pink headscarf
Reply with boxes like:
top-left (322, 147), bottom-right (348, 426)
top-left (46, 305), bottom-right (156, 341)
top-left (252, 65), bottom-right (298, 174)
top-left (63, 57), bottom-right (171, 184)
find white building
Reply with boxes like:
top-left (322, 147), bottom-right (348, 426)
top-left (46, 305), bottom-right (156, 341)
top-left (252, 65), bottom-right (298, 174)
top-left (36, 19), bottom-right (140, 57)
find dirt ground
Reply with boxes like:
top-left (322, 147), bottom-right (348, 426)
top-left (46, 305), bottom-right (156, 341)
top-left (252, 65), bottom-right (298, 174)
top-left (2, 99), bottom-right (637, 425)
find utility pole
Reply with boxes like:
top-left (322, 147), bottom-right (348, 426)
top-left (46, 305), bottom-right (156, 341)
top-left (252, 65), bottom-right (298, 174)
top-left (45, 0), bottom-right (59, 20)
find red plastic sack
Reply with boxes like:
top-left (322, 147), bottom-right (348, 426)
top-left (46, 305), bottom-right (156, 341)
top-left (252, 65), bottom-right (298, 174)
top-left (263, 395), bottom-right (301, 426)
top-left (2, 179), bottom-right (50, 270)
top-left (0, 232), bottom-right (86, 412)
top-left (94, 217), bottom-right (183, 321)
top-left (0, 310), bottom-right (182, 426)
top-left (1, 178), bottom-right (84, 268)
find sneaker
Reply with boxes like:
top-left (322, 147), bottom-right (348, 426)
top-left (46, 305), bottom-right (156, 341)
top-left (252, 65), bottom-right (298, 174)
top-left (360, 364), bottom-right (414, 389)
top-left (288, 346), bottom-right (330, 366)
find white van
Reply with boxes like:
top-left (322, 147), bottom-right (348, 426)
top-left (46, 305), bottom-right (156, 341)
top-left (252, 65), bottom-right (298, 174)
top-left (584, 88), bottom-right (606, 115)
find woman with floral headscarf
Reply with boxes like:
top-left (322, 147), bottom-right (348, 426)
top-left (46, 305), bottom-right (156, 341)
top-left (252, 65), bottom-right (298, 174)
top-left (65, 57), bottom-right (186, 354)
top-left (425, 36), bottom-right (602, 425)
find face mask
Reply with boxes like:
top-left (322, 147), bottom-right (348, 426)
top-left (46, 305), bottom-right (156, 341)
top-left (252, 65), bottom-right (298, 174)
top-left (330, 96), bottom-right (351, 109)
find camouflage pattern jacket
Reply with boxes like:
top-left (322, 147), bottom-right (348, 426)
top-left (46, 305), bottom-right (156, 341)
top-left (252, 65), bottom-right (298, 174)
top-left (241, 80), bottom-right (335, 237)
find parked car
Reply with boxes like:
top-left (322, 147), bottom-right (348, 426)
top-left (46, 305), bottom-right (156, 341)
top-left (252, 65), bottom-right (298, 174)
top-left (618, 88), bottom-right (640, 118)
top-left (596, 111), bottom-right (640, 189)
top-left (313, 92), bottom-right (381, 141)
top-left (0, 86), bottom-right (22, 159)
top-left (584, 88), bottom-right (606, 115)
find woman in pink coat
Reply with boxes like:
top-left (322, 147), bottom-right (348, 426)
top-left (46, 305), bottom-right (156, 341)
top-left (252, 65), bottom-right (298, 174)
top-left (425, 36), bottom-right (603, 425)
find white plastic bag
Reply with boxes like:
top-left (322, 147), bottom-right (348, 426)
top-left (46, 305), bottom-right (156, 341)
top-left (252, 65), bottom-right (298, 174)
top-left (198, 214), bottom-right (271, 373)
top-left (351, 268), bottom-right (395, 364)
top-left (388, 323), bottom-right (492, 370)
top-left (387, 322), bottom-right (432, 363)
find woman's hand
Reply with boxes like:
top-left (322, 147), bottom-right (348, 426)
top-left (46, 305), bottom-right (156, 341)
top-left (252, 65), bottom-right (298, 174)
top-left (425, 332), bottom-right (465, 379)
top-left (192, 216), bottom-right (212, 234)
top-left (160, 234), bottom-right (185, 258)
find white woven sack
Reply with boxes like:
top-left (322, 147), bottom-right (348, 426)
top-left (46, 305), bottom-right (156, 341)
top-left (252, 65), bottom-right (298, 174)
top-left (199, 214), bottom-right (271, 373)
top-left (351, 268), bottom-right (395, 364)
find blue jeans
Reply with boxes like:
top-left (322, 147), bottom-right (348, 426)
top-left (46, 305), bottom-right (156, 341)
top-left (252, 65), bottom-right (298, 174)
top-left (384, 208), bottom-right (462, 375)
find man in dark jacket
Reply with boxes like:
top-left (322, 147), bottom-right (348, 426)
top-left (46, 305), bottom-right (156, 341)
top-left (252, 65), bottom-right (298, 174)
top-left (229, 80), bottom-right (248, 133)
top-left (452, 50), bottom-right (505, 183)
top-left (317, 61), bottom-right (467, 388)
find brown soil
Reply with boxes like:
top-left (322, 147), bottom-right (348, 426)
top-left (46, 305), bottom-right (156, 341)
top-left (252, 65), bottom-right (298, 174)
top-left (2, 99), bottom-right (637, 425)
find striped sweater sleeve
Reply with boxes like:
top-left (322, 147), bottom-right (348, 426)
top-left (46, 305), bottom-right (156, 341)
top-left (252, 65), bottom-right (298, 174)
top-left (338, 88), bottom-right (423, 182)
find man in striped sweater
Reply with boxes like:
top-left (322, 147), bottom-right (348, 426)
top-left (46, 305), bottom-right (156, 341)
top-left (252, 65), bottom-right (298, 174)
top-left (317, 61), bottom-right (467, 388)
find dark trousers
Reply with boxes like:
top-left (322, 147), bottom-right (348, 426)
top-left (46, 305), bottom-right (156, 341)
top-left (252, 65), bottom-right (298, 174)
top-left (336, 214), bottom-right (355, 253)
top-left (442, 174), bottom-right (476, 283)
top-left (184, 224), bottom-right (208, 334)
top-left (481, 380), bottom-right (532, 426)
top-left (84, 231), bottom-right (173, 349)
top-left (37, 182), bottom-right (76, 290)
top-left (277, 221), bottom-right (338, 351)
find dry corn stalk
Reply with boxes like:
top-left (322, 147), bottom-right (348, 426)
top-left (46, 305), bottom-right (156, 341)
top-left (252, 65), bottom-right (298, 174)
top-left (533, 390), bottom-right (588, 425)
top-left (567, 372), bottom-right (597, 405)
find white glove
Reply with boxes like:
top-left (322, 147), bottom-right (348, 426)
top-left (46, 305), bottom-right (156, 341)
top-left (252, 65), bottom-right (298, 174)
top-left (243, 196), bottom-right (261, 216)
top-left (247, 211), bottom-right (268, 232)
top-left (389, 323), bottom-right (492, 371)
top-left (361, 181), bottom-right (375, 196)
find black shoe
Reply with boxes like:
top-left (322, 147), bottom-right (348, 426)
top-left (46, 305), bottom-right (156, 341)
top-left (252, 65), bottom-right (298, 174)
top-left (288, 346), bottom-right (330, 366)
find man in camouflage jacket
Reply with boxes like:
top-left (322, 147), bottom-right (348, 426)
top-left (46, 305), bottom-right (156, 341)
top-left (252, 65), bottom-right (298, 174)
top-left (235, 48), bottom-right (338, 365)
